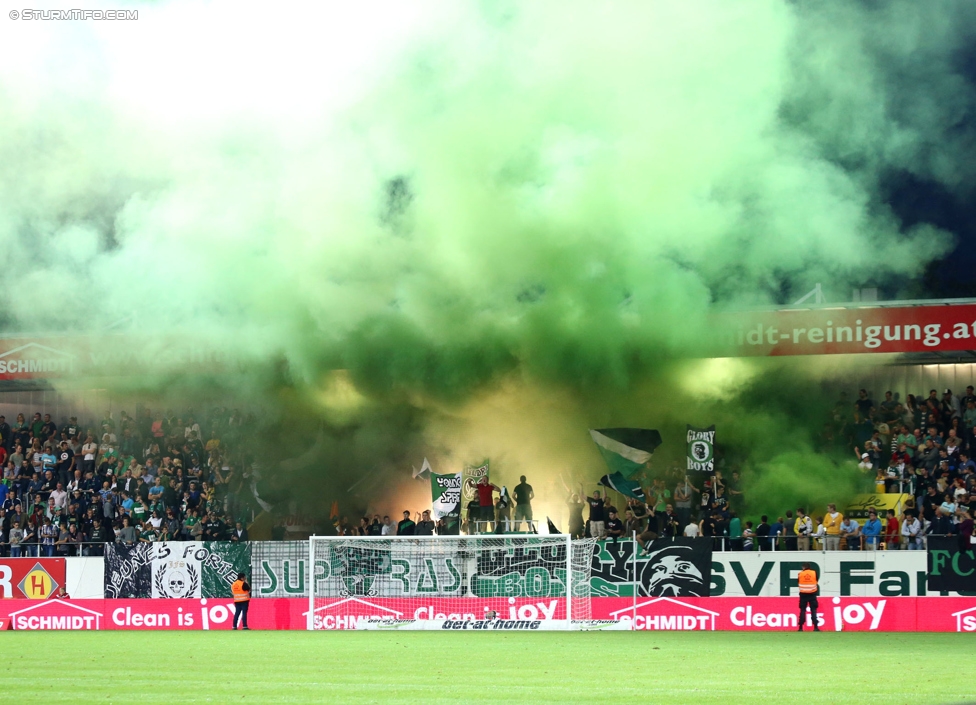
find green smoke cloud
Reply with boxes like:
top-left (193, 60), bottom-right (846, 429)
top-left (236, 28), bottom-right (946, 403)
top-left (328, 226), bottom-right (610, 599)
top-left (0, 1), bottom-right (970, 520)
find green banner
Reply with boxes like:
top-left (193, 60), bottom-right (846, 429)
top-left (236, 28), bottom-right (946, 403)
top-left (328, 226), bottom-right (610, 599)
top-left (431, 471), bottom-right (462, 527)
top-left (461, 461), bottom-right (489, 504)
top-left (201, 542), bottom-right (252, 598)
top-left (686, 425), bottom-right (715, 473)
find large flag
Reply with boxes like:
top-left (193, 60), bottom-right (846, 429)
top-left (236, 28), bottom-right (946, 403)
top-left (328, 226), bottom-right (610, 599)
top-left (413, 457), bottom-right (432, 481)
top-left (687, 425), bottom-right (716, 472)
top-left (430, 471), bottom-right (462, 522)
top-left (461, 460), bottom-right (489, 504)
top-left (598, 472), bottom-right (646, 502)
top-left (589, 428), bottom-right (662, 479)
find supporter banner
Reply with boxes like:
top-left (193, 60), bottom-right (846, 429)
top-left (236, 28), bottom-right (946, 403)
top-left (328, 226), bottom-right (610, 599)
top-left (725, 303), bottom-right (976, 357)
top-left (0, 558), bottom-right (64, 599)
top-left (461, 462), bottom-right (489, 504)
top-left (927, 537), bottom-right (976, 593)
top-left (430, 472), bottom-right (462, 522)
top-left (639, 539), bottom-right (711, 597)
top-left (251, 542), bottom-right (322, 598)
top-left (686, 426), bottom-right (715, 473)
top-left (1, 596), bottom-right (976, 631)
top-left (106, 542), bottom-right (251, 598)
top-left (590, 542), bottom-right (935, 597)
top-left (104, 544), bottom-right (151, 598)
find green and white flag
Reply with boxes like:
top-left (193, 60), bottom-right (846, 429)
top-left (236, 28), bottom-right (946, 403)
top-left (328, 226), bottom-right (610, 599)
top-left (686, 425), bottom-right (716, 473)
top-left (431, 471), bottom-right (462, 522)
top-left (589, 428), bottom-right (662, 479)
top-left (461, 461), bottom-right (489, 503)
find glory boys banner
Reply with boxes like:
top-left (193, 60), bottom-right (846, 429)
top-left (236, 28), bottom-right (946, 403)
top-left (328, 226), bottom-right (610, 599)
top-left (431, 472), bottom-right (462, 522)
top-left (687, 425), bottom-right (716, 473)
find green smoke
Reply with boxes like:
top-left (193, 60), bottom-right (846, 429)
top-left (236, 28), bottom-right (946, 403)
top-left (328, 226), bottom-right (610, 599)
top-left (0, 1), bottom-right (970, 520)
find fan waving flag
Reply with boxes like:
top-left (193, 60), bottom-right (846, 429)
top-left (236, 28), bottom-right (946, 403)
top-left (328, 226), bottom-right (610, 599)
top-left (589, 428), bottom-right (662, 479)
top-left (599, 472), bottom-right (646, 502)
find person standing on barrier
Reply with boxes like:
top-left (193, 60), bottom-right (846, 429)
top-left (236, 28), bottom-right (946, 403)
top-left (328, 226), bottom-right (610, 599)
top-left (513, 476), bottom-right (534, 532)
top-left (231, 572), bottom-right (250, 631)
top-left (797, 563), bottom-right (821, 632)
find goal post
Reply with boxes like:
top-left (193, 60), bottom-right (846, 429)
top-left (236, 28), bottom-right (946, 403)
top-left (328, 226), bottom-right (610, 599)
top-left (307, 534), bottom-right (594, 630)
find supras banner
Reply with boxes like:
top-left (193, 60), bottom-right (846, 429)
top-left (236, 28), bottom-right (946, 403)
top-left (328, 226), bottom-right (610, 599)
top-left (4, 597), bottom-right (976, 631)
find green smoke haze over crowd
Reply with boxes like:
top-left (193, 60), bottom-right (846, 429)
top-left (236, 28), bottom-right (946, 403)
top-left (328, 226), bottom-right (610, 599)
top-left (1, 0), bottom-right (974, 521)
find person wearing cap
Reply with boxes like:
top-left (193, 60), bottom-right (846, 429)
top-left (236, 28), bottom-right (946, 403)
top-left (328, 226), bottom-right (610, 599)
top-left (855, 449), bottom-right (873, 473)
top-left (797, 563), bottom-right (821, 631)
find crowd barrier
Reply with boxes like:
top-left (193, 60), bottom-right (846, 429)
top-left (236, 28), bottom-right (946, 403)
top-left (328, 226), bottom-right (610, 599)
top-left (2, 596), bottom-right (976, 632)
top-left (0, 544), bottom-right (969, 600)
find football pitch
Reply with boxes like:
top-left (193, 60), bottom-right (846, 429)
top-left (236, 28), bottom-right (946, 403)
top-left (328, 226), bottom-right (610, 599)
top-left (0, 631), bottom-right (965, 703)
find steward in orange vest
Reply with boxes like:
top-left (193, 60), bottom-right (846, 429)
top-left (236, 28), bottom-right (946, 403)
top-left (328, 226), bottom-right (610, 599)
top-left (797, 563), bottom-right (820, 632)
top-left (232, 573), bottom-right (251, 631)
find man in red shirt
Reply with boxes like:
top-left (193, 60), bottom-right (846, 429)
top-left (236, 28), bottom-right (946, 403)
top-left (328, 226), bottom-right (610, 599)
top-left (885, 509), bottom-right (900, 549)
top-left (475, 476), bottom-right (499, 533)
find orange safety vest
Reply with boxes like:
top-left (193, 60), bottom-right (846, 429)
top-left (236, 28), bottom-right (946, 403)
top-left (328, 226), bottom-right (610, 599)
top-left (231, 579), bottom-right (250, 603)
top-left (798, 569), bottom-right (818, 594)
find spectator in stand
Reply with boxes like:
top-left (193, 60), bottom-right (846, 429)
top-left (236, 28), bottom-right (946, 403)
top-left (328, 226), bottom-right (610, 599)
top-left (755, 515), bottom-right (771, 551)
top-left (741, 521), bottom-right (755, 551)
top-left (783, 510), bottom-right (796, 551)
top-left (585, 489), bottom-right (606, 539)
top-left (605, 509), bottom-right (624, 543)
top-left (840, 515), bottom-right (860, 550)
top-left (8, 520), bottom-right (23, 557)
top-left (415, 510), bottom-right (435, 536)
top-left (885, 509), bottom-right (900, 549)
top-left (39, 516), bottom-right (57, 555)
top-left (397, 510), bottom-right (415, 536)
top-left (822, 504), bottom-right (842, 550)
top-left (512, 476), bottom-right (534, 532)
top-left (862, 510), bottom-right (882, 549)
top-left (770, 516), bottom-right (784, 550)
top-left (902, 511), bottom-right (922, 550)
top-left (231, 520), bottom-right (248, 542)
top-left (812, 516), bottom-right (826, 549)
top-left (794, 508), bottom-right (813, 551)
top-left (566, 493), bottom-right (585, 539)
top-left (380, 515), bottom-right (396, 536)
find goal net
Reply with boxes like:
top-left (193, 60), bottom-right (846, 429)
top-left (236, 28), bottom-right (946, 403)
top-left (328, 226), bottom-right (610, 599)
top-left (308, 535), bottom-right (595, 630)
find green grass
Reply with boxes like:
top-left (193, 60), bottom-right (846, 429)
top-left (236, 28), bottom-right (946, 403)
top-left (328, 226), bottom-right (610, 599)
top-left (0, 631), bottom-right (967, 704)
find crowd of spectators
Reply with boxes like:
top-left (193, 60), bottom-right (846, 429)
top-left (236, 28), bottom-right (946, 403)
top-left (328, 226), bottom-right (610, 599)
top-left (0, 407), bottom-right (255, 556)
top-left (561, 386), bottom-right (976, 551)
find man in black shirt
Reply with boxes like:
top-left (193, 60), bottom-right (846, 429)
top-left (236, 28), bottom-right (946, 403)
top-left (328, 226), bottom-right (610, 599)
top-left (586, 490), bottom-right (606, 539)
top-left (512, 476), bottom-right (534, 532)
top-left (202, 512), bottom-right (225, 541)
top-left (56, 441), bottom-right (75, 488)
top-left (397, 510), bottom-right (416, 536)
top-left (756, 515), bottom-right (772, 551)
top-left (605, 509), bottom-right (624, 542)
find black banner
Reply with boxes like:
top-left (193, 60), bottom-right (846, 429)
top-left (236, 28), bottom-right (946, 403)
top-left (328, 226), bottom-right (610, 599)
top-left (927, 536), bottom-right (976, 592)
top-left (636, 538), bottom-right (711, 597)
top-left (104, 543), bottom-right (152, 598)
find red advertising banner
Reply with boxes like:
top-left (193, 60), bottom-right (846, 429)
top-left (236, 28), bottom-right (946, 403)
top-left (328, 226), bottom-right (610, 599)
top-left (0, 336), bottom-right (228, 381)
top-left (0, 559), bottom-right (64, 599)
top-left (727, 304), bottom-right (976, 356)
top-left (1, 596), bottom-right (975, 631)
